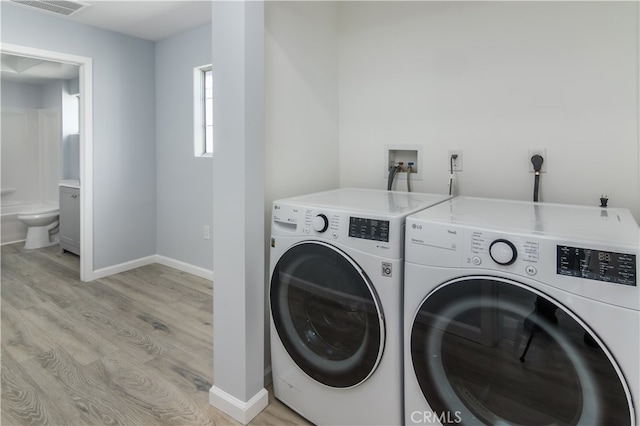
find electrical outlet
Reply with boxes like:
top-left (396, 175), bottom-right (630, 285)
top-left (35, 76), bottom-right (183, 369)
top-left (528, 149), bottom-right (547, 173)
top-left (204, 225), bottom-right (211, 240)
top-left (448, 150), bottom-right (463, 172)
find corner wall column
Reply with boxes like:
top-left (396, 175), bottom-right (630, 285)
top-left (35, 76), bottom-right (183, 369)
top-left (209, 1), bottom-right (267, 424)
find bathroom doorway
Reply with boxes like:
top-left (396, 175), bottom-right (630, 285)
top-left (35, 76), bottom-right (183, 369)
top-left (1, 43), bottom-right (93, 281)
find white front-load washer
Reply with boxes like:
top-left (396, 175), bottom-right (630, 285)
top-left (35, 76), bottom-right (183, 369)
top-left (404, 196), bottom-right (639, 426)
top-left (269, 188), bottom-right (451, 426)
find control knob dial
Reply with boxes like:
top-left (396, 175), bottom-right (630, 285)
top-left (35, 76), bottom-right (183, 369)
top-left (489, 239), bottom-right (517, 265)
top-left (313, 214), bottom-right (329, 233)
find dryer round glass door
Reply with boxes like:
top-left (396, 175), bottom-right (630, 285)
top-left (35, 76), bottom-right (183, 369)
top-left (270, 241), bottom-right (385, 388)
top-left (410, 277), bottom-right (632, 426)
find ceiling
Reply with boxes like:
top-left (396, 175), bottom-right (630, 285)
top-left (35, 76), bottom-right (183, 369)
top-left (1, 53), bottom-right (80, 84)
top-left (7, 0), bottom-right (212, 42)
top-left (2, 0), bottom-right (212, 84)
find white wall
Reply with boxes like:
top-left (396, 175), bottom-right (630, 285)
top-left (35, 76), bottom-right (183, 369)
top-left (155, 24), bottom-right (213, 271)
top-left (338, 2), bottom-right (640, 221)
top-left (265, 1), bottom-right (340, 206)
top-left (264, 0), bottom-right (340, 374)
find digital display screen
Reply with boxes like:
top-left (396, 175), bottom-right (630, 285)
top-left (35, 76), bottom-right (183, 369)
top-left (557, 245), bottom-right (636, 286)
top-left (349, 217), bottom-right (390, 242)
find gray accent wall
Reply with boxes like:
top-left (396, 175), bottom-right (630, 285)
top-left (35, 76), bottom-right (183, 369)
top-left (2, 3), bottom-right (157, 270)
top-left (155, 24), bottom-right (213, 271)
top-left (1, 81), bottom-right (44, 109)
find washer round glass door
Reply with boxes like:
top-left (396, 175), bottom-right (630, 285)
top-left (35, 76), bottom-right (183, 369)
top-left (270, 241), bottom-right (385, 388)
top-left (410, 277), bottom-right (632, 425)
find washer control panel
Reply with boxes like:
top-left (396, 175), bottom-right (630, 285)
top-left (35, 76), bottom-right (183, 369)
top-left (303, 210), bottom-right (340, 239)
top-left (348, 217), bottom-right (390, 242)
top-left (273, 202), bottom-right (403, 258)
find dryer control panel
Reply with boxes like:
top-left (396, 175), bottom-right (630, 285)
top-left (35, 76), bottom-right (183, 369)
top-left (405, 218), bottom-right (639, 310)
top-left (557, 245), bottom-right (636, 287)
top-left (469, 230), bottom-right (540, 266)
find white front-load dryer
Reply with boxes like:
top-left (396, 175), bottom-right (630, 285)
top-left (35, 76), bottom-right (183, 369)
top-left (269, 188), bottom-right (451, 426)
top-left (404, 196), bottom-right (639, 426)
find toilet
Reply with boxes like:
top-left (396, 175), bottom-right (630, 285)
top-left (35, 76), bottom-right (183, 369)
top-left (17, 204), bottom-right (60, 249)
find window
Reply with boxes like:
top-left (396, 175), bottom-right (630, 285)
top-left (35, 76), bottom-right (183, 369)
top-left (194, 65), bottom-right (213, 157)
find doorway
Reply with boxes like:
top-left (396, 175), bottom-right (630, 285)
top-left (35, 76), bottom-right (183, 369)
top-left (1, 43), bottom-right (93, 281)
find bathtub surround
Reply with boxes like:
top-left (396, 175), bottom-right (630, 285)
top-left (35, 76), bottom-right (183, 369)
top-left (1, 80), bottom-right (63, 204)
top-left (0, 76), bottom-right (80, 245)
top-left (0, 106), bottom-right (59, 245)
top-left (1, 107), bottom-right (43, 205)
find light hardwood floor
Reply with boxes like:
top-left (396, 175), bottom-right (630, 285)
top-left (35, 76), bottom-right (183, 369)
top-left (1, 243), bottom-right (310, 426)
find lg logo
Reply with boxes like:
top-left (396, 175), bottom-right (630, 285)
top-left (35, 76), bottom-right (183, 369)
top-left (412, 224), bottom-right (423, 230)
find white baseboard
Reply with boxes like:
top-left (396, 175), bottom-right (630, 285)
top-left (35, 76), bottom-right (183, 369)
top-left (86, 254), bottom-right (213, 282)
top-left (91, 255), bottom-right (156, 280)
top-left (1, 238), bottom-right (26, 246)
top-left (209, 385), bottom-right (268, 425)
top-left (155, 255), bottom-right (214, 281)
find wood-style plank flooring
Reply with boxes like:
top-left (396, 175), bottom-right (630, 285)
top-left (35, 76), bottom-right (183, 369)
top-left (1, 243), bottom-right (310, 426)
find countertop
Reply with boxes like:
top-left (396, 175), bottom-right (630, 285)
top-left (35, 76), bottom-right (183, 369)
top-left (59, 179), bottom-right (80, 189)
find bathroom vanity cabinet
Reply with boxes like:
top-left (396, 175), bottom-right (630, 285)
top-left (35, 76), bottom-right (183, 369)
top-left (60, 186), bottom-right (80, 255)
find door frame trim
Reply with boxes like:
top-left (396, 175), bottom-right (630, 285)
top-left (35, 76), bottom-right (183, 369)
top-left (2, 43), bottom-right (94, 281)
